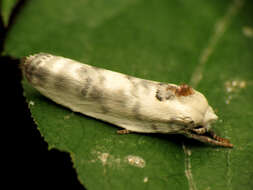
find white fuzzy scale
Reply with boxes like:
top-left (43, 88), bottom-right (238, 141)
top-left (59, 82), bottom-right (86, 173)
top-left (22, 53), bottom-right (233, 147)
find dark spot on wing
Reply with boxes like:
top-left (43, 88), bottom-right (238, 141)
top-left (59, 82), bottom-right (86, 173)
top-left (155, 83), bottom-right (176, 101)
top-left (78, 66), bottom-right (109, 113)
top-left (32, 68), bottom-right (49, 86)
top-left (53, 75), bottom-right (68, 90)
top-left (89, 86), bottom-right (110, 114)
top-left (151, 124), bottom-right (158, 130)
top-left (34, 59), bottom-right (43, 66)
top-left (100, 104), bottom-right (109, 114)
top-left (132, 102), bottom-right (143, 120)
top-left (155, 91), bottom-right (163, 101)
top-left (89, 86), bottom-right (103, 100)
top-left (81, 77), bottom-right (93, 97)
top-left (112, 90), bottom-right (128, 106)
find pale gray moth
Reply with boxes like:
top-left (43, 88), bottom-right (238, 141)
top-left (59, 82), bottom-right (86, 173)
top-left (21, 53), bottom-right (233, 148)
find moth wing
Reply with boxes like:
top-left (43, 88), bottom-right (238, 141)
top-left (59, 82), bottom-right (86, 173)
top-left (118, 120), bottom-right (185, 134)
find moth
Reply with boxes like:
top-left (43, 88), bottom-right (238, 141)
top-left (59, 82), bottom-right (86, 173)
top-left (21, 53), bottom-right (233, 147)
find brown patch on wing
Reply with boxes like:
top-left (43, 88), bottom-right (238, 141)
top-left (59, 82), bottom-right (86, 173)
top-left (175, 84), bottom-right (194, 97)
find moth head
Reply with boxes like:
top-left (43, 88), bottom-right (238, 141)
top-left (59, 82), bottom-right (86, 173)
top-left (167, 85), bottom-right (232, 147)
top-left (181, 89), bottom-right (218, 133)
top-left (183, 105), bottom-right (233, 147)
top-left (202, 106), bottom-right (218, 130)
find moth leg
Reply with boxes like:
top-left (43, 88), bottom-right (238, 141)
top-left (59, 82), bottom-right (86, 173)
top-left (117, 129), bottom-right (131, 134)
top-left (192, 127), bottom-right (207, 134)
top-left (185, 132), bottom-right (233, 148)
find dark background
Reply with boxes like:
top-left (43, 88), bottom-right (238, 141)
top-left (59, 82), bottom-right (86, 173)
top-left (1, 1), bottom-right (85, 189)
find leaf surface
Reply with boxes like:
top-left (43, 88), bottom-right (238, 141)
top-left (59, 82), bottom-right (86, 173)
top-left (0, 0), bottom-right (19, 26)
top-left (5, 0), bottom-right (253, 189)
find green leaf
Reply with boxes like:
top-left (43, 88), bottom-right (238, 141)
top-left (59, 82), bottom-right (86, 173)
top-left (5, 0), bottom-right (253, 189)
top-left (0, 0), bottom-right (19, 26)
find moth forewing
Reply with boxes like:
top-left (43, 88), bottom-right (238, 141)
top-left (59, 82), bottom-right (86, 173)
top-left (21, 53), bottom-right (233, 148)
